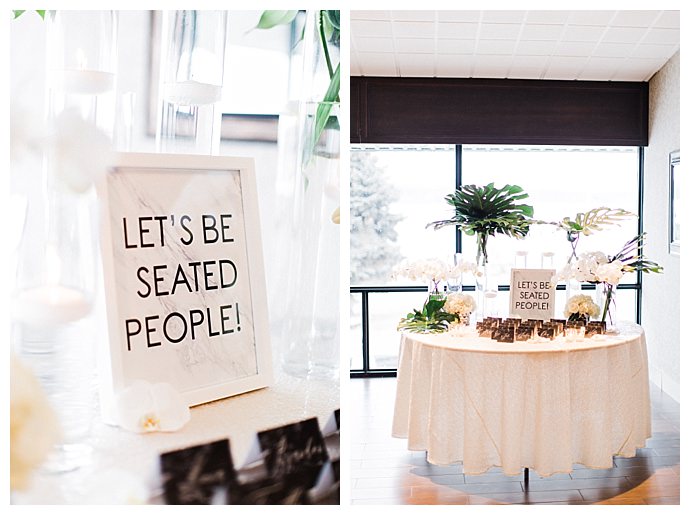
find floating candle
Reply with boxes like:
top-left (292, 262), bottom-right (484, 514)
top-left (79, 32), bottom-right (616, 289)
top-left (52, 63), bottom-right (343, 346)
top-left (163, 80), bottom-right (222, 106)
top-left (50, 69), bottom-right (115, 96)
top-left (13, 285), bottom-right (92, 327)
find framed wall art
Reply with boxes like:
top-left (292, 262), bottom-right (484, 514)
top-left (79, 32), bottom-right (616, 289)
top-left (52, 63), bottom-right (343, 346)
top-left (669, 150), bottom-right (680, 255)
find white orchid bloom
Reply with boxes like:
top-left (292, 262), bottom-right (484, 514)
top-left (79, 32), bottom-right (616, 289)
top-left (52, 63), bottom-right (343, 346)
top-left (115, 381), bottom-right (190, 434)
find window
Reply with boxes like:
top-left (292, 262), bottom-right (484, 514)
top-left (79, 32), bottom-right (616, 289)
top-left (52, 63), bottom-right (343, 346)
top-left (350, 145), bottom-right (642, 376)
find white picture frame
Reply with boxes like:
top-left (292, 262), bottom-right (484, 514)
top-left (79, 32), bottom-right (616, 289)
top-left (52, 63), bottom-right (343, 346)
top-left (669, 150), bottom-right (680, 256)
top-left (97, 153), bottom-right (272, 419)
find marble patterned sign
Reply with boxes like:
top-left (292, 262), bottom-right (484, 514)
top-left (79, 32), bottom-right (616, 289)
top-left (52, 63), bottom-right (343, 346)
top-left (509, 268), bottom-right (556, 321)
top-left (99, 154), bottom-right (272, 413)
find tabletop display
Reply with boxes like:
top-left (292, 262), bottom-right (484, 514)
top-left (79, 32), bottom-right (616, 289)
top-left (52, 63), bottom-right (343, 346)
top-left (390, 183), bottom-right (664, 478)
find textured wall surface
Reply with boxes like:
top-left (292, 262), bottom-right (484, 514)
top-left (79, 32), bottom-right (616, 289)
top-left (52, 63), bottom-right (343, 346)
top-left (643, 51), bottom-right (680, 401)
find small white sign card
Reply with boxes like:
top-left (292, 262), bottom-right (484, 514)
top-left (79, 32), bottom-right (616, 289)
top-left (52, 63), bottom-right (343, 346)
top-left (509, 268), bottom-right (556, 320)
top-left (98, 153), bottom-right (272, 417)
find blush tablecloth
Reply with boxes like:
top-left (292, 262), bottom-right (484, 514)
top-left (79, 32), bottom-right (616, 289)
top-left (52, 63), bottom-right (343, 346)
top-left (392, 322), bottom-right (651, 476)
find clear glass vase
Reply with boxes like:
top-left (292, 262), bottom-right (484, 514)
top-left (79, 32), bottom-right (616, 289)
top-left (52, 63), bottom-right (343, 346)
top-left (156, 10), bottom-right (227, 155)
top-left (282, 102), bottom-right (340, 379)
top-left (45, 10), bottom-right (118, 136)
top-left (595, 282), bottom-right (618, 333)
top-left (12, 170), bottom-right (99, 473)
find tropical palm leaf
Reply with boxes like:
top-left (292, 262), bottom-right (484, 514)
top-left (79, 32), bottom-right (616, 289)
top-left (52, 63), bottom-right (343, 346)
top-left (428, 183), bottom-right (534, 237)
top-left (397, 297), bottom-right (457, 333)
top-left (542, 207), bottom-right (636, 235)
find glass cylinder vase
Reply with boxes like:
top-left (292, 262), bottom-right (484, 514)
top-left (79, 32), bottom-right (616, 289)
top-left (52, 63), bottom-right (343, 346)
top-left (595, 282), bottom-right (618, 333)
top-left (45, 10), bottom-right (118, 137)
top-left (156, 10), bottom-right (227, 155)
top-left (12, 167), bottom-right (99, 473)
top-left (282, 102), bottom-right (340, 379)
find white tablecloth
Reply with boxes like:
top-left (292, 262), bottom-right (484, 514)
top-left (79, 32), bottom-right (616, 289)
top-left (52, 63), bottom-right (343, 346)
top-left (392, 322), bottom-right (651, 476)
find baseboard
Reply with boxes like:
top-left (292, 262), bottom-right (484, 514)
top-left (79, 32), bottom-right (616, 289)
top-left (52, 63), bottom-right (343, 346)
top-left (649, 364), bottom-right (680, 403)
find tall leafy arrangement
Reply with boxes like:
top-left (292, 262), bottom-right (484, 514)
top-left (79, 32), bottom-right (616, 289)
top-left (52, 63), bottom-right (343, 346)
top-left (544, 207), bottom-right (636, 263)
top-left (428, 183), bottom-right (534, 265)
top-left (255, 10), bottom-right (339, 155)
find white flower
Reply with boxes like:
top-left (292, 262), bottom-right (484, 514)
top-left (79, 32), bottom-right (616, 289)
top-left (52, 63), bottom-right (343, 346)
top-left (595, 260), bottom-right (625, 286)
top-left (115, 381), bottom-right (190, 433)
top-left (392, 257), bottom-right (478, 283)
top-left (444, 292), bottom-right (476, 315)
top-left (10, 353), bottom-right (61, 491)
top-left (564, 294), bottom-right (600, 318)
top-left (49, 109), bottom-right (113, 193)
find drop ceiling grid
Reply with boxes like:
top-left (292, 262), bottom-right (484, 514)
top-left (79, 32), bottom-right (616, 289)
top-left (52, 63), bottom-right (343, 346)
top-left (350, 10), bottom-right (679, 81)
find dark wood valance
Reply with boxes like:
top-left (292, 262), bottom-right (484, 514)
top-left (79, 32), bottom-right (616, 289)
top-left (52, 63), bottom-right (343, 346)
top-left (350, 77), bottom-right (648, 146)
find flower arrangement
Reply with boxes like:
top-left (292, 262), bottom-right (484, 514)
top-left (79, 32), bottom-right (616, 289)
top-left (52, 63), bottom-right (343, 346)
top-left (564, 294), bottom-right (600, 323)
top-left (397, 297), bottom-right (457, 333)
top-left (554, 234), bottom-right (662, 323)
top-left (444, 292), bottom-right (476, 316)
top-left (392, 257), bottom-right (477, 296)
top-left (428, 183), bottom-right (534, 265)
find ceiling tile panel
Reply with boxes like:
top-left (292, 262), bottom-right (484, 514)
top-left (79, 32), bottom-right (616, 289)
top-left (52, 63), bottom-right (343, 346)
top-left (397, 53), bottom-right (436, 76)
top-left (610, 10), bottom-right (660, 27)
top-left (437, 22), bottom-right (478, 39)
top-left (479, 23), bottom-right (522, 40)
top-left (520, 24), bottom-right (564, 41)
top-left (390, 11), bottom-right (436, 21)
top-left (436, 38), bottom-right (476, 54)
top-left (359, 53), bottom-right (398, 76)
top-left (351, 11), bottom-right (391, 21)
top-left (354, 37), bottom-right (395, 53)
top-left (439, 11), bottom-right (482, 23)
top-left (395, 38), bottom-right (436, 54)
top-left (562, 25), bottom-right (607, 42)
top-left (602, 26), bottom-right (648, 43)
top-left (566, 11), bottom-right (616, 26)
top-left (476, 39), bottom-right (516, 55)
top-left (654, 10), bottom-right (680, 28)
top-left (555, 41), bottom-right (597, 56)
top-left (392, 21), bottom-right (435, 38)
top-left (592, 43), bottom-right (635, 59)
top-left (481, 11), bottom-right (526, 23)
top-left (515, 40), bottom-right (559, 56)
top-left (525, 10), bottom-right (571, 25)
top-left (630, 44), bottom-right (678, 60)
top-left (642, 28), bottom-right (681, 45)
top-left (352, 20), bottom-right (392, 37)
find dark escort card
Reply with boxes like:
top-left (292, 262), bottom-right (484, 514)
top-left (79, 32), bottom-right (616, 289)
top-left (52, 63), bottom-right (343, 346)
top-left (588, 320), bottom-right (607, 331)
top-left (585, 324), bottom-right (605, 337)
top-left (479, 325), bottom-right (493, 338)
top-left (161, 439), bottom-right (237, 505)
top-left (258, 417), bottom-right (330, 490)
top-left (516, 325), bottom-right (534, 341)
top-left (495, 326), bottom-right (515, 342)
top-left (526, 319), bottom-right (543, 328)
top-left (227, 475), bottom-right (309, 505)
top-left (537, 326), bottom-right (556, 340)
top-left (544, 321), bottom-right (564, 336)
top-left (484, 317), bottom-right (502, 328)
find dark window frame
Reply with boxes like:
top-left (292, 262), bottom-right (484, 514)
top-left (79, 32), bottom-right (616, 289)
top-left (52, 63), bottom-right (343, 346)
top-left (350, 144), bottom-right (645, 378)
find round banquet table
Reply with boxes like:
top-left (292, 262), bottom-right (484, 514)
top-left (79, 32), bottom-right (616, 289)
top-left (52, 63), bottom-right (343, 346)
top-left (392, 321), bottom-right (651, 477)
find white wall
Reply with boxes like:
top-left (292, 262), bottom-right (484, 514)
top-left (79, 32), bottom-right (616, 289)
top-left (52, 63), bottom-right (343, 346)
top-left (642, 51), bottom-right (680, 402)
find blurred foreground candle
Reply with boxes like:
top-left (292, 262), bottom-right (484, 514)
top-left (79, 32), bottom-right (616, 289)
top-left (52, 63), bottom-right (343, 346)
top-left (13, 285), bottom-right (91, 327)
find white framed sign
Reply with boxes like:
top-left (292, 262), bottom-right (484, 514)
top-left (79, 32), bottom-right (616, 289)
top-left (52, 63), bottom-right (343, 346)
top-left (509, 268), bottom-right (556, 321)
top-left (98, 153), bottom-right (272, 416)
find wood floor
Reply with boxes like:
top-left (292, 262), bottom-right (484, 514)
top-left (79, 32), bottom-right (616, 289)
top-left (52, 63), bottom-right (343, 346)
top-left (350, 377), bottom-right (680, 505)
